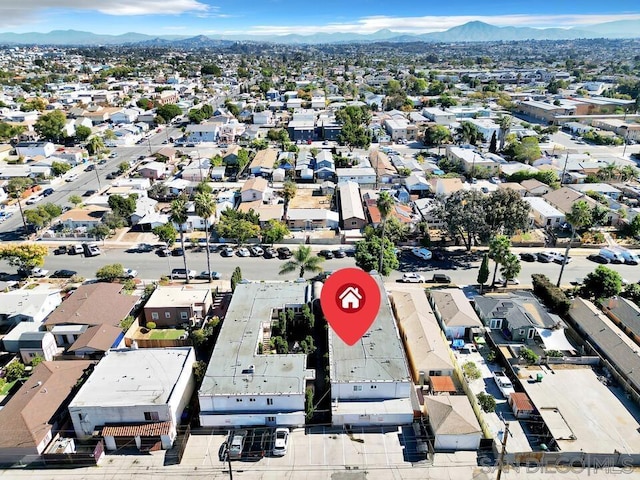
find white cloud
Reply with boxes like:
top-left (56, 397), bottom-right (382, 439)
top-left (230, 13), bottom-right (640, 36)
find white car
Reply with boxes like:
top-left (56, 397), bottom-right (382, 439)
top-left (272, 428), bottom-right (289, 456)
top-left (497, 277), bottom-right (520, 285)
top-left (411, 247), bottom-right (433, 261)
top-left (26, 195), bottom-right (43, 205)
top-left (401, 273), bottom-right (426, 283)
top-left (123, 268), bottom-right (138, 278)
top-left (30, 267), bottom-right (49, 278)
top-left (65, 173), bottom-right (79, 182)
top-left (236, 247), bottom-right (250, 257)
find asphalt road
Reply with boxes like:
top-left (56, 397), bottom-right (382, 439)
top-left (0, 126), bottom-right (181, 240)
top-left (3, 245), bottom-right (640, 287)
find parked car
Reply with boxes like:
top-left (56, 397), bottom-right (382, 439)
top-left (236, 247), bottom-right (250, 257)
top-left (156, 246), bottom-right (171, 257)
top-left (272, 428), bottom-right (289, 457)
top-left (228, 430), bottom-right (248, 460)
top-left (68, 244), bottom-right (84, 255)
top-left (277, 247), bottom-right (292, 259)
top-left (106, 171), bottom-right (119, 179)
top-left (122, 268), bottom-right (138, 278)
top-left (536, 252), bottom-right (556, 263)
top-left (65, 173), bottom-right (79, 182)
top-left (411, 247), bottom-right (433, 261)
top-left (221, 246), bottom-right (235, 257)
top-left (429, 273), bottom-right (451, 283)
top-left (26, 195), bottom-right (43, 205)
top-left (599, 247), bottom-right (625, 264)
top-left (318, 249), bottom-right (334, 259)
top-left (50, 269), bottom-right (77, 279)
top-left (332, 248), bottom-right (347, 258)
top-left (171, 247), bottom-right (184, 257)
top-left (497, 277), bottom-right (520, 285)
top-left (587, 253), bottom-right (610, 264)
top-left (83, 243), bottom-right (101, 257)
top-left (53, 245), bottom-right (68, 255)
top-left (263, 247), bottom-right (277, 259)
top-left (553, 254), bottom-right (571, 265)
top-left (85, 164), bottom-right (95, 171)
top-left (401, 273), bottom-right (425, 283)
top-left (98, 158), bottom-right (108, 165)
top-left (42, 188), bottom-right (54, 197)
top-left (109, 152), bottom-right (118, 158)
top-left (519, 252), bottom-right (537, 262)
top-left (493, 370), bottom-right (515, 398)
top-left (249, 246), bottom-right (264, 257)
top-left (19, 267), bottom-right (49, 278)
top-left (170, 268), bottom-right (196, 280)
top-left (83, 189), bottom-right (97, 197)
top-left (196, 271), bottom-right (221, 280)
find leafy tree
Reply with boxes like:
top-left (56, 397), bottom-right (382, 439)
top-left (279, 246), bottom-right (324, 278)
top-left (148, 183), bottom-right (170, 200)
top-left (463, 361), bottom-right (482, 380)
top-left (0, 121), bottom-right (25, 142)
top-left (557, 200), bottom-right (592, 287)
top-left (484, 189), bottom-right (531, 238)
top-left (498, 115), bottom-right (511, 151)
top-left (30, 354), bottom-right (44, 367)
top-left (170, 195), bottom-right (191, 283)
top-left (500, 253), bottom-right (521, 286)
top-left (4, 361), bottom-right (25, 382)
top-left (34, 110), bottom-right (66, 142)
top-left (376, 191), bottom-right (394, 273)
top-left (194, 191), bottom-right (216, 281)
top-left (355, 235), bottom-right (399, 276)
top-left (261, 219), bottom-right (289, 244)
top-left (0, 243), bottom-right (48, 273)
top-left (88, 223), bottom-right (111, 242)
top-left (436, 190), bottom-right (487, 251)
top-left (216, 210), bottom-right (260, 245)
top-left (476, 392), bottom-right (496, 413)
top-left (75, 124), bottom-right (91, 141)
top-left (23, 203), bottom-right (61, 229)
top-left (455, 121), bottom-right (483, 145)
top-left (6, 176), bottom-right (34, 231)
top-left (153, 222), bottom-right (177, 246)
top-left (96, 263), bottom-right (125, 282)
top-left (108, 194), bottom-right (137, 221)
top-left (231, 266), bottom-right (242, 292)
top-left (489, 131), bottom-right (497, 154)
top-left (519, 347), bottom-right (540, 365)
top-left (477, 254), bottom-right (490, 293)
top-left (156, 103), bottom-right (182, 123)
top-left (86, 135), bottom-right (105, 156)
top-left (629, 215), bottom-right (640, 238)
top-left (102, 212), bottom-right (126, 230)
top-left (504, 137), bottom-right (541, 164)
top-left (582, 266), bottom-right (622, 300)
top-left (69, 194), bottom-right (83, 208)
top-left (237, 149), bottom-right (250, 172)
top-left (336, 105), bottom-right (372, 151)
top-left (280, 180), bottom-right (297, 220)
top-left (137, 98), bottom-right (154, 110)
top-left (118, 161), bottom-right (130, 174)
top-left (51, 161), bottom-right (72, 176)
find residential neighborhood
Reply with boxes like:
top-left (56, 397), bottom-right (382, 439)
top-left (2, 14), bottom-right (640, 480)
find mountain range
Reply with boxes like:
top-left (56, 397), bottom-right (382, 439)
top-left (1, 20), bottom-right (640, 46)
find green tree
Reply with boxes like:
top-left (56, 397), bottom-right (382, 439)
top-left (69, 194), bottom-right (83, 208)
top-left (505, 137), bottom-right (541, 164)
top-left (4, 361), bottom-right (25, 382)
top-left (557, 200), bottom-right (592, 287)
top-left (96, 263), bottom-right (125, 282)
top-left (0, 122), bottom-right (25, 142)
top-left (500, 253), bottom-right (521, 286)
top-left (629, 215), bottom-right (640, 238)
top-left (281, 180), bottom-right (297, 220)
top-left (455, 121), bottom-right (483, 145)
top-left (108, 194), bottom-right (137, 221)
top-left (156, 103), bottom-right (182, 123)
top-left (582, 266), bottom-right (622, 300)
top-left (376, 191), bottom-right (394, 274)
top-left (279, 245), bottom-right (324, 278)
top-left (336, 105), bottom-right (372, 151)
top-left (194, 191), bottom-right (216, 281)
top-left (261, 219), bottom-right (289, 244)
top-left (423, 125), bottom-right (451, 154)
top-left (118, 161), bottom-right (130, 174)
top-left (88, 223), bottom-right (111, 243)
top-left (201, 64), bottom-right (222, 76)
top-left (231, 266), bottom-right (242, 292)
top-left (34, 109), bottom-right (66, 142)
top-left (484, 189), bottom-right (531, 238)
top-left (489, 235), bottom-right (511, 285)
top-left (355, 235), bottom-right (399, 276)
top-left (436, 190), bottom-right (487, 251)
top-left (489, 131), bottom-right (497, 154)
top-left (86, 135), bottom-right (105, 156)
top-left (477, 392), bottom-right (497, 412)
top-left (0, 243), bottom-right (48, 273)
top-left (477, 253), bottom-right (490, 293)
top-left (152, 223), bottom-right (177, 247)
top-left (51, 161), bottom-right (72, 176)
top-left (75, 124), bottom-right (91, 141)
top-left (216, 211), bottom-right (260, 245)
top-left (6, 176), bottom-right (34, 231)
top-left (170, 195), bottom-right (191, 283)
top-left (30, 354), bottom-right (44, 367)
top-left (498, 115), bottom-right (511, 151)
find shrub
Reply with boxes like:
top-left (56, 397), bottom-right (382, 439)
top-left (462, 361), bottom-right (482, 380)
top-left (4, 361), bottom-right (25, 382)
top-left (486, 350), bottom-right (496, 363)
top-left (520, 347), bottom-right (539, 365)
top-left (477, 392), bottom-right (496, 412)
top-left (531, 274), bottom-right (571, 315)
top-left (146, 321), bottom-right (157, 329)
top-left (546, 350), bottom-right (563, 358)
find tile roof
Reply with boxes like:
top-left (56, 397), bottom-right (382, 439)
top-left (102, 421), bottom-right (171, 437)
top-left (430, 376), bottom-right (457, 393)
top-left (509, 392), bottom-right (534, 412)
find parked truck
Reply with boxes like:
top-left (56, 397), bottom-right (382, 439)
top-left (493, 370), bottom-right (515, 398)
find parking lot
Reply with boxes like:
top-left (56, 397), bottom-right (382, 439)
top-left (181, 425), bottom-right (424, 471)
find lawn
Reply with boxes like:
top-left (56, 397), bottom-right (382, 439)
top-left (0, 379), bottom-right (18, 395)
top-left (148, 329), bottom-right (186, 340)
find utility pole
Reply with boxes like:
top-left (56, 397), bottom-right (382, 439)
top-left (560, 152), bottom-right (569, 186)
top-left (226, 439), bottom-right (233, 480)
top-left (496, 422), bottom-right (510, 480)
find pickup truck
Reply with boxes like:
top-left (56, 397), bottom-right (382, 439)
top-left (493, 370), bottom-right (515, 398)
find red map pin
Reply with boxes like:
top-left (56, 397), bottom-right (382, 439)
top-left (320, 268), bottom-right (381, 346)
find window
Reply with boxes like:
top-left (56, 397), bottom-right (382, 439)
top-left (528, 328), bottom-right (536, 340)
top-left (490, 318), bottom-right (503, 330)
top-left (267, 398), bottom-right (273, 405)
top-left (180, 311), bottom-right (188, 320)
top-left (266, 416), bottom-right (276, 422)
top-left (236, 398), bottom-right (243, 402)
top-left (144, 411), bottom-right (159, 422)
top-left (165, 312), bottom-right (171, 318)
top-left (151, 312), bottom-right (159, 320)
top-left (249, 398), bottom-right (256, 402)
top-left (370, 385), bottom-right (377, 389)
top-left (353, 385), bottom-right (362, 392)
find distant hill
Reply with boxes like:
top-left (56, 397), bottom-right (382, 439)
top-left (0, 19), bottom-right (639, 46)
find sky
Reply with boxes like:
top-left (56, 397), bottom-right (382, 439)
top-left (1, 1), bottom-right (640, 36)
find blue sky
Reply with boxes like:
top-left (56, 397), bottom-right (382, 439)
top-left (2, 1), bottom-right (640, 35)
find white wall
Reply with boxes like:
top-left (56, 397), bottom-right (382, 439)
top-left (434, 433), bottom-right (481, 451)
top-left (166, 348), bottom-right (196, 427)
top-left (198, 393), bottom-right (303, 413)
top-left (199, 411), bottom-right (305, 428)
top-left (70, 404), bottom-right (172, 439)
top-left (331, 381), bottom-right (411, 401)
top-left (332, 412), bottom-right (413, 426)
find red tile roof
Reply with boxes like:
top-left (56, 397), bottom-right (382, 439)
top-left (430, 376), bottom-right (457, 393)
top-left (102, 421), bottom-right (172, 437)
top-left (510, 392), bottom-right (534, 412)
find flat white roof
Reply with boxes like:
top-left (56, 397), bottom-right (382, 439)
top-left (524, 196), bottom-right (565, 218)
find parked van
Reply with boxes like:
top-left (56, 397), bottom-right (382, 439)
top-left (170, 268), bottom-right (196, 280)
top-left (599, 247), bottom-right (625, 264)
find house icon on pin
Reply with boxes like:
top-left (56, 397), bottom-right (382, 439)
top-left (339, 286), bottom-right (362, 311)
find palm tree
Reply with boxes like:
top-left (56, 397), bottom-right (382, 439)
top-left (86, 136), bottom-right (105, 156)
top-left (6, 177), bottom-right (33, 232)
top-left (500, 253), bottom-right (521, 287)
top-left (281, 180), bottom-right (297, 221)
top-left (279, 245), bottom-right (324, 278)
top-left (498, 115), bottom-right (512, 151)
top-left (376, 191), bottom-right (394, 274)
top-left (557, 200), bottom-right (592, 287)
top-left (194, 191), bottom-right (216, 281)
top-left (598, 163), bottom-right (618, 182)
top-left (170, 195), bottom-right (190, 283)
top-left (488, 235), bottom-right (511, 286)
top-left (455, 121), bottom-right (482, 146)
top-left (620, 165), bottom-right (638, 182)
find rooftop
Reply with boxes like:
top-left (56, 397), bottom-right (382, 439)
top-left (69, 347), bottom-right (194, 407)
top-left (144, 285), bottom-right (210, 309)
top-left (199, 282), bottom-right (312, 397)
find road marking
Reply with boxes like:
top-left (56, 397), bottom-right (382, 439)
top-left (382, 426), bottom-right (389, 466)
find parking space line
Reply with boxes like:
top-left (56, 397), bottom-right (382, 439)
top-left (362, 428), bottom-right (367, 467)
top-left (382, 426), bottom-right (389, 466)
top-left (323, 425), bottom-right (326, 466)
top-left (342, 428), bottom-right (346, 466)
